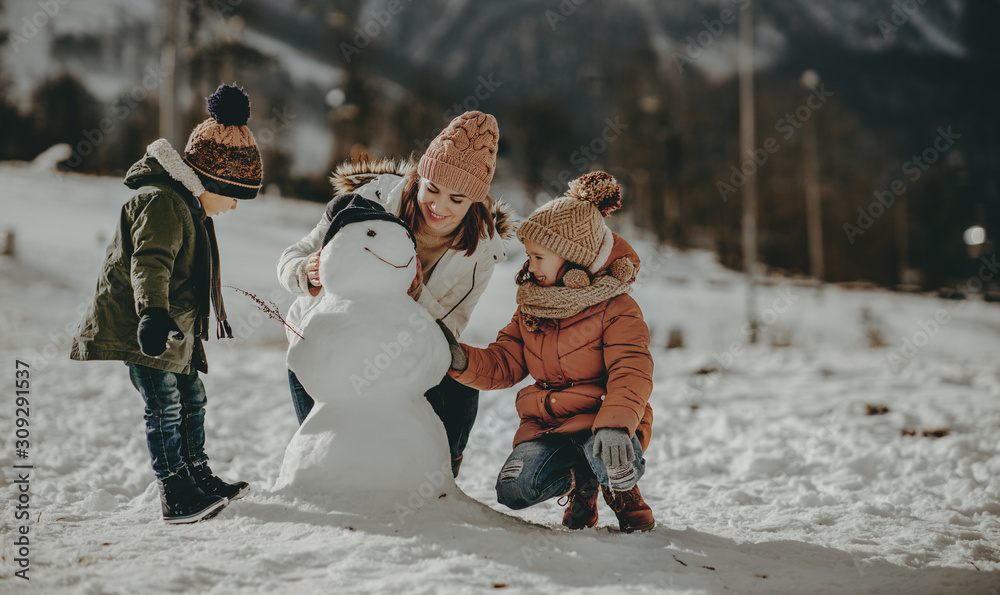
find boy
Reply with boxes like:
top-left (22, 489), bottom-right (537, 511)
top-left (71, 85), bottom-right (260, 524)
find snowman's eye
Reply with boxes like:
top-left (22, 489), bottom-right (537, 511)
top-left (367, 229), bottom-right (376, 237)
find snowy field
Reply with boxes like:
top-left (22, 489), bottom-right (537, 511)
top-left (1, 162), bottom-right (999, 594)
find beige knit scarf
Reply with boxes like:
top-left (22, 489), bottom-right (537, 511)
top-left (517, 257), bottom-right (635, 332)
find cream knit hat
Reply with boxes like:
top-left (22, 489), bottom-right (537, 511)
top-left (417, 111), bottom-right (498, 203)
top-left (516, 172), bottom-right (622, 273)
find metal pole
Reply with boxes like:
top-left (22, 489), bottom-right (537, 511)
top-left (801, 70), bottom-right (825, 284)
top-left (159, 0), bottom-right (178, 146)
top-left (896, 194), bottom-right (909, 284)
top-left (738, 0), bottom-right (759, 342)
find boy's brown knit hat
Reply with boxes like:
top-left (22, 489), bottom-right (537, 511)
top-left (183, 84), bottom-right (263, 199)
top-left (516, 172), bottom-right (622, 273)
top-left (417, 111), bottom-right (498, 203)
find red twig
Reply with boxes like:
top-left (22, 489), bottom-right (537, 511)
top-left (224, 286), bottom-right (305, 340)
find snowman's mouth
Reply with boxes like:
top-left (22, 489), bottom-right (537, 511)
top-left (365, 247), bottom-right (414, 269)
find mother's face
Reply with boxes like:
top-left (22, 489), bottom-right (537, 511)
top-left (416, 178), bottom-right (473, 234)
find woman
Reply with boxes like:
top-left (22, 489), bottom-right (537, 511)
top-left (277, 111), bottom-right (513, 477)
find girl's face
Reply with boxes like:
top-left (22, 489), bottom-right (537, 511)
top-left (199, 191), bottom-right (237, 217)
top-left (416, 178), bottom-right (473, 234)
top-left (523, 239), bottom-right (567, 287)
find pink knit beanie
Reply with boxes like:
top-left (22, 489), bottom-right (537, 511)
top-left (417, 111), bottom-right (498, 203)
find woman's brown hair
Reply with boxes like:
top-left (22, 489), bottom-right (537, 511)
top-left (397, 168), bottom-right (495, 257)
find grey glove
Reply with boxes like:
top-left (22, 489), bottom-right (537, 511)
top-left (593, 428), bottom-right (635, 469)
top-left (435, 319), bottom-right (468, 372)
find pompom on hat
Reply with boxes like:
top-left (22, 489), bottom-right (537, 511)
top-left (417, 111), bottom-right (498, 203)
top-left (183, 84), bottom-right (263, 199)
top-left (516, 171), bottom-right (622, 274)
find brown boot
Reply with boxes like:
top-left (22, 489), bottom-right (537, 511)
top-left (560, 470), bottom-right (599, 530)
top-left (601, 484), bottom-right (655, 533)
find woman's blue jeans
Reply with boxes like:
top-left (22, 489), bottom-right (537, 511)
top-left (495, 432), bottom-right (646, 510)
top-left (127, 362), bottom-right (209, 480)
top-left (287, 370), bottom-right (478, 464)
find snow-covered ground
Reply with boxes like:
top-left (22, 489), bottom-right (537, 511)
top-left (1, 162), bottom-right (999, 594)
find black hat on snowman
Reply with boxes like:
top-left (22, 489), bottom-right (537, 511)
top-left (321, 193), bottom-right (415, 249)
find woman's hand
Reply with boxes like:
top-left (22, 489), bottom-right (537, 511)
top-left (306, 251), bottom-right (322, 288)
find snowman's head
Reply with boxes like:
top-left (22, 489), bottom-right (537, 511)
top-left (318, 219), bottom-right (417, 296)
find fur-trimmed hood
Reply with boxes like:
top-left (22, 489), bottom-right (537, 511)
top-left (330, 156), bottom-right (516, 242)
top-left (330, 156), bottom-right (414, 197)
top-left (125, 138), bottom-right (206, 201)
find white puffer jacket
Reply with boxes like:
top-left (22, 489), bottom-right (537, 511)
top-left (277, 159), bottom-right (514, 341)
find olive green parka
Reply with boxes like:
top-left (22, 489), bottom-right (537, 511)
top-left (70, 139), bottom-right (211, 374)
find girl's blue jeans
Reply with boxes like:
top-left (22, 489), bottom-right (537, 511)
top-left (495, 432), bottom-right (645, 510)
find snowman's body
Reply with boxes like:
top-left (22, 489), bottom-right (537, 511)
top-left (276, 218), bottom-right (454, 496)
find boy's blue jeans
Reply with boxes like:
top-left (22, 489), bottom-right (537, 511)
top-left (287, 370), bottom-right (478, 463)
top-left (127, 363), bottom-right (209, 480)
top-left (496, 432), bottom-right (645, 510)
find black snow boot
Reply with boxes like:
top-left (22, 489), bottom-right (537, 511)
top-left (190, 463), bottom-right (250, 501)
top-left (158, 469), bottom-right (227, 524)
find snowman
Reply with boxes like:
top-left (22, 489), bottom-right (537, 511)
top-left (275, 194), bottom-right (455, 500)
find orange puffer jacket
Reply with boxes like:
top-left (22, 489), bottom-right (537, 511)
top-left (450, 236), bottom-right (654, 450)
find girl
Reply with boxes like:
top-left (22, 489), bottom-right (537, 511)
top-left (277, 111), bottom-right (513, 477)
top-left (445, 172), bottom-right (655, 532)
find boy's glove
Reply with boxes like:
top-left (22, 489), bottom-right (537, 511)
top-left (593, 428), bottom-right (635, 469)
top-left (435, 319), bottom-right (467, 372)
top-left (137, 307), bottom-right (184, 357)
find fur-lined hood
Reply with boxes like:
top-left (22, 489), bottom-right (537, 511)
top-left (330, 156), bottom-right (516, 241)
top-left (125, 138), bottom-right (206, 200)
